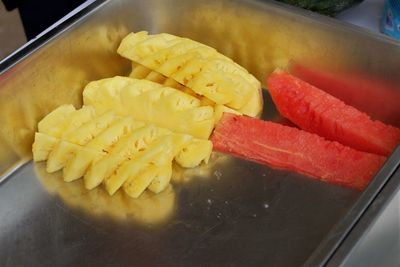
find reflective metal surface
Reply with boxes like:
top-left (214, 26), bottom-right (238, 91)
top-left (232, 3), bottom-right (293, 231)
top-left (0, 0), bottom-right (399, 266)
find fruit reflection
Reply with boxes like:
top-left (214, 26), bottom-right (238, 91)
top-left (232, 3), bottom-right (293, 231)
top-left (34, 162), bottom-right (176, 226)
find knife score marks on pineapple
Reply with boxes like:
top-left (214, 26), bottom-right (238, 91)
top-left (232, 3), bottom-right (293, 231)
top-left (32, 31), bottom-right (263, 199)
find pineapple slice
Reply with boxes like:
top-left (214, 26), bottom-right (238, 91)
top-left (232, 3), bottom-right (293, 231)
top-left (105, 135), bottom-right (173, 196)
top-left (118, 32), bottom-right (178, 61)
top-left (63, 147), bottom-right (105, 182)
top-left (175, 139), bottom-right (213, 168)
top-left (32, 132), bottom-right (59, 161)
top-left (62, 110), bottom-right (117, 145)
top-left (38, 104), bottom-right (76, 137)
top-left (84, 125), bottom-right (168, 190)
top-left (58, 105), bottom-right (96, 135)
top-left (117, 31), bottom-right (261, 111)
top-left (130, 63), bottom-right (152, 79)
top-left (83, 77), bottom-right (215, 139)
top-left (83, 76), bottom-right (162, 115)
top-left (63, 117), bottom-right (145, 182)
top-left (124, 163), bottom-right (172, 198)
top-left (130, 63), bottom-right (252, 117)
top-left (33, 105), bottom-right (94, 163)
top-left (46, 110), bottom-right (116, 173)
top-left (147, 164), bottom-right (173, 194)
top-left (46, 141), bottom-right (82, 173)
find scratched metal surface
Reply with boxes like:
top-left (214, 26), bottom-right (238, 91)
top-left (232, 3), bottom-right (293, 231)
top-left (0, 0), bottom-right (399, 266)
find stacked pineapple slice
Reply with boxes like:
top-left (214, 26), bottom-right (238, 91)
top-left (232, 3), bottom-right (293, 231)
top-left (129, 63), bottom-right (241, 122)
top-left (118, 31), bottom-right (263, 117)
top-left (83, 76), bottom-right (215, 139)
top-left (33, 104), bottom-right (212, 198)
top-left (33, 31), bottom-right (263, 199)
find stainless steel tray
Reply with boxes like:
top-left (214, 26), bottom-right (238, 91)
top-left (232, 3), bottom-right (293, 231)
top-left (1, 0), bottom-right (399, 266)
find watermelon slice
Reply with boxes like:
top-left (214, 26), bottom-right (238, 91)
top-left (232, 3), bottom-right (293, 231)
top-left (211, 113), bottom-right (385, 190)
top-left (267, 70), bottom-right (400, 156)
top-left (289, 63), bottom-right (400, 127)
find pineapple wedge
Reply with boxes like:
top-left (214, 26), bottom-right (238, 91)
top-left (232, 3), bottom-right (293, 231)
top-left (62, 110), bottom-right (117, 145)
top-left (105, 135), bottom-right (173, 196)
top-left (37, 104), bottom-right (76, 137)
top-left (130, 63), bottom-right (262, 117)
top-left (175, 139), bottom-right (213, 168)
top-left (32, 132), bottom-right (59, 162)
top-left (83, 76), bottom-right (162, 115)
top-left (124, 163), bottom-right (172, 198)
top-left (117, 31), bottom-right (261, 112)
top-left (46, 111), bottom-right (117, 173)
top-left (84, 125), bottom-right (168, 190)
top-left (83, 77), bottom-right (215, 139)
top-left (147, 164), bottom-right (173, 194)
top-left (47, 141), bottom-right (82, 173)
top-left (63, 117), bottom-right (145, 182)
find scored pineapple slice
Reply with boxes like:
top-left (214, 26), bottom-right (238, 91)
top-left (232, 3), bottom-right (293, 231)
top-left (117, 31), bottom-right (262, 112)
top-left (47, 141), bottom-right (82, 173)
top-left (63, 147), bottom-right (106, 182)
top-left (84, 125), bottom-right (168, 190)
top-left (37, 104), bottom-right (76, 137)
top-left (124, 163), bottom-right (173, 198)
top-left (32, 132), bottom-right (59, 162)
top-left (175, 139), bottom-right (213, 168)
top-left (63, 117), bottom-right (145, 182)
top-left (105, 135), bottom-right (174, 196)
top-left (83, 76), bottom-right (162, 115)
top-left (33, 101), bottom-right (215, 198)
top-left (83, 77), bottom-right (215, 139)
top-left (130, 63), bottom-right (210, 105)
top-left (46, 111), bottom-right (118, 173)
top-left (130, 63), bottom-right (262, 117)
top-left (147, 164), bottom-right (173, 194)
top-left (62, 110), bottom-right (117, 145)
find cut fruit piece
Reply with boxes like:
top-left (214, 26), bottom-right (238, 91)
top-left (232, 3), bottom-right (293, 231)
top-left (63, 147), bottom-right (105, 182)
top-left (238, 87), bottom-right (263, 117)
top-left (130, 63), bottom-right (261, 119)
top-left (124, 163), bottom-right (173, 198)
top-left (214, 104), bottom-right (242, 123)
top-left (83, 77), bottom-right (215, 139)
top-left (147, 164), bottom-right (173, 194)
top-left (62, 110), bottom-right (117, 145)
top-left (117, 31), bottom-right (261, 111)
top-left (32, 132), bottom-right (59, 162)
top-left (46, 141), bottom-right (82, 173)
top-left (85, 116), bottom-right (145, 152)
top-left (175, 139), bottom-right (213, 168)
top-left (61, 105), bottom-right (97, 134)
top-left (84, 125), bottom-right (167, 190)
top-left (211, 113), bottom-right (385, 190)
top-left (267, 71), bottom-right (400, 156)
top-left (104, 136), bottom-right (174, 195)
top-left (38, 104), bottom-right (76, 137)
top-left (83, 76), bottom-right (162, 115)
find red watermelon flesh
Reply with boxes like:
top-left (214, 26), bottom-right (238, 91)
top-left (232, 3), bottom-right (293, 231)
top-left (290, 63), bottom-right (400, 127)
top-left (211, 113), bottom-right (385, 190)
top-left (267, 71), bottom-right (400, 156)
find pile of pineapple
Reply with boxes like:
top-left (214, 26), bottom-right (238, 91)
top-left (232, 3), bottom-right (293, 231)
top-left (32, 31), bottom-right (262, 198)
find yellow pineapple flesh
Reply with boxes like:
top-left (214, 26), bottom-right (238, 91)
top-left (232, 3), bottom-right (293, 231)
top-left (32, 132), bottom-right (59, 162)
top-left (83, 77), bottom-right (215, 139)
top-left (175, 139), bottom-right (213, 168)
top-left (117, 31), bottom-right (262, 113)
top-left (38, 104), bottom-right (76, 137)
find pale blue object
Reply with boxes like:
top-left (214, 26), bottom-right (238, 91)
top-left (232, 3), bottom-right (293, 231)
top-left (381, 0), bottom-right (400, 39)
